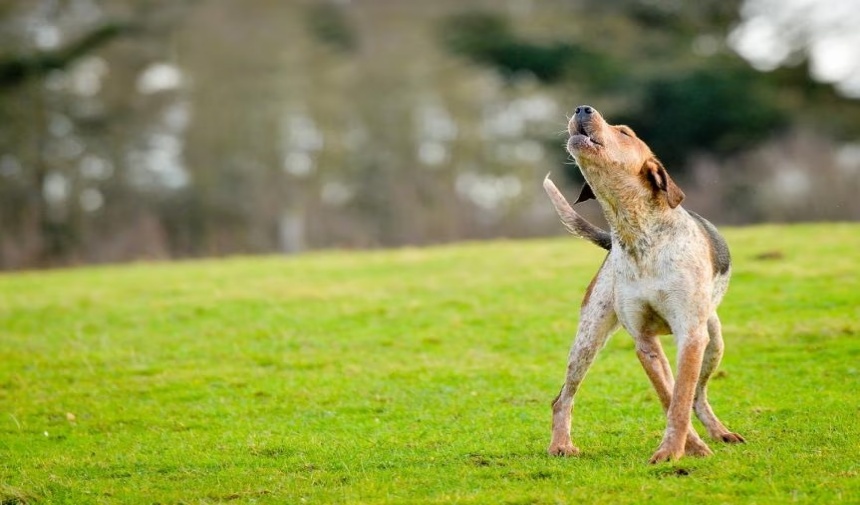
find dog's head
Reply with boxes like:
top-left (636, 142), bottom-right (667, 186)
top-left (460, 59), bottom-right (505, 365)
top-left (567, 105), bottom-right (684, 209)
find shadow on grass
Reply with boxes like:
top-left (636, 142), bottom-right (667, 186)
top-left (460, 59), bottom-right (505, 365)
top-left (0, 485), bottom-right (38, 505)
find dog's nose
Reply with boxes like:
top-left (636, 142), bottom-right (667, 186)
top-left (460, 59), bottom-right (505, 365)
top-left (574, 105), bottom-right (594, 117)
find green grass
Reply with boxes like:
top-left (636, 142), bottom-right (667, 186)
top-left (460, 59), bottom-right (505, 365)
top-left (1, 223), bottom-right (859, 504)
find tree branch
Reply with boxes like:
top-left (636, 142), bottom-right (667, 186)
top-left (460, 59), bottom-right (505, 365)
top-left (0, 22), bottom-right (135, 88)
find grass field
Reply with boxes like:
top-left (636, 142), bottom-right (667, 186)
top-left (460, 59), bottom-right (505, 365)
top-left (1, 223), bottom-right (859, 504)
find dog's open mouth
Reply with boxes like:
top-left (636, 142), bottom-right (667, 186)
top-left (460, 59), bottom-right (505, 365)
top-left (574, 123), bottom-right (602, 147)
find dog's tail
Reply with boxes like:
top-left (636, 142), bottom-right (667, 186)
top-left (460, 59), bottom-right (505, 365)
top-left (543, 174), bottom-right (612, 250)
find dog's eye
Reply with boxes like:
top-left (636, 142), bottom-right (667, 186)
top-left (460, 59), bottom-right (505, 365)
top-left (619, 128), bottom-right (632, 137)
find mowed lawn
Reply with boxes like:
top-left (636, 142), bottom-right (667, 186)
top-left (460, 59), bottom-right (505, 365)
top-left (1, 224), bottom-right (859, 504)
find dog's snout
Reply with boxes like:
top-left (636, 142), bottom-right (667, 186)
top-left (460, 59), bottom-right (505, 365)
top-left (570, 105), bottom-right (597, 137)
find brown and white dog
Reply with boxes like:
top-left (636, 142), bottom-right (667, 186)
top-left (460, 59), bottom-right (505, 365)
top-left (544, 105), bottom-right (745, 463)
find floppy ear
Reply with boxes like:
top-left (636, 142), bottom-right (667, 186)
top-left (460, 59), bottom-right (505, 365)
top-left (644, 158), bottom-right (684, 208)
top-left (574, 182), bottom-right (596, 204)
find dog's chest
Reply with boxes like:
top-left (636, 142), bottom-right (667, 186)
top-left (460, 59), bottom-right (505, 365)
top-left (612, 266), bottom-right (689, 336)
top-left (610, 236), bottom-right (711, 335)
top-left (614, 260), bottom-right (677, 309)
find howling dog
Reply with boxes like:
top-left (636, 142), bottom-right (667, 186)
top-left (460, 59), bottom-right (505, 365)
top-left (544, 105), bottom-right (745, 463)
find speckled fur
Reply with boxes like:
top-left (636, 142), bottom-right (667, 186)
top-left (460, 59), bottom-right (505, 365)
top-left (546, 106), bottom-right (745, 463)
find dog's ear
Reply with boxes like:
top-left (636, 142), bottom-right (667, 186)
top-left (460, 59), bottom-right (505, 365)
top-left (574, 182), bottom-right (596, 204)
top-left (644, 158), bottom-right (684, 208)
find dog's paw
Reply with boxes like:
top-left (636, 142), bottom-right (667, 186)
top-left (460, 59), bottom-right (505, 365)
top-left (718, 432), bottom-right (746, 444)
top-left (547, 442), bottom-right (580, 457)
top-left (649, 443), bottom-right (684, 464)
top-left (684, 436), bottom-right (713, 458)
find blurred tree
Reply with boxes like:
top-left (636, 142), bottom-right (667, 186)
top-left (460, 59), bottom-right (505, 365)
top-left (439, 11), bottom-right (620, 88)
top-left (0, 0), bottom-right (857, 270)
top-left (0, 0), bottom-right (189, 267)
top-left (617, 62), bottom-right (788, 170)
top-left (305, 2), bottom-right (358, 54)
top-left (438, 1), bottom-right (858, 178)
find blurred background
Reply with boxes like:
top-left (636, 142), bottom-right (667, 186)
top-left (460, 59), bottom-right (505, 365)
top-left (1, 0), bottom-right (858, 270)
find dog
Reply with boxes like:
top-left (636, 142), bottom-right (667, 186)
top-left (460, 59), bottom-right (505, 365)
top-left (544, 105), bottom-right (745, 463)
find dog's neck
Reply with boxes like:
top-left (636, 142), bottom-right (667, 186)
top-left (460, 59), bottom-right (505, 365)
top-left (591, 175), bottom-right (675, 255)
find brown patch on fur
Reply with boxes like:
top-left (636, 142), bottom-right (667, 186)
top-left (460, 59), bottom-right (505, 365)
top-left (582, 255), bottom-right (609, 306)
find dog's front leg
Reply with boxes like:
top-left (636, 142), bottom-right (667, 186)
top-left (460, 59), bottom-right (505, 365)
top-left (634, 335), bottom-right (713, 458)
top-left (649, 325), bottom-right (708, 464)
top-left (549, 268), bottom-right (618, 456)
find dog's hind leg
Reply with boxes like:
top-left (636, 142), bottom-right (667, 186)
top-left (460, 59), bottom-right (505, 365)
top-left (694, 313), bottom-right (746, 443)
top-left (634, 335), bottom-right (712, 457)
top-left (648, 323), bottom-right (710, 464)
top-left (548, 263), bottom-right (618, 456)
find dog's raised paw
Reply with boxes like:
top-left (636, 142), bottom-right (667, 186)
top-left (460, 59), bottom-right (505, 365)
top-left (547, 443), bottom-right (580, 457)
